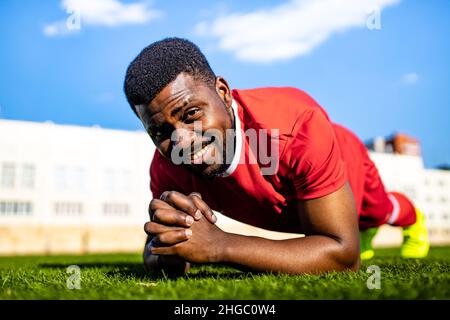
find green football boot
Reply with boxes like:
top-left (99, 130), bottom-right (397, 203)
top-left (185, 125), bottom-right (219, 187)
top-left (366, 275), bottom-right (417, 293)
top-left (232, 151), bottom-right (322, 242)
top-left (360, 227), bottom-right (379, 260)
top-left (401, 208), bottom-right (430, 259)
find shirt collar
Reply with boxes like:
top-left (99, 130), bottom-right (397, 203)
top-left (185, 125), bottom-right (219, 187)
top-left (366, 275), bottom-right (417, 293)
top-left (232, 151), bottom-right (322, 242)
top-left (218, 99), bottom-right (243, 178)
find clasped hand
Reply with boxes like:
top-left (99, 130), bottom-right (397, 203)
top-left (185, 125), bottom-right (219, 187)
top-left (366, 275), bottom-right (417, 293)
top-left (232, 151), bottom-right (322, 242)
top-left (144, 191), bottom-right (227, 264)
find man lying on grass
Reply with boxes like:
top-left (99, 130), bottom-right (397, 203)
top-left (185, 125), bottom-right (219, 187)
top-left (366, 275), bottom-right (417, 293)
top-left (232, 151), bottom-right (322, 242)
top-left (123, 38), bottom-right (429, 275)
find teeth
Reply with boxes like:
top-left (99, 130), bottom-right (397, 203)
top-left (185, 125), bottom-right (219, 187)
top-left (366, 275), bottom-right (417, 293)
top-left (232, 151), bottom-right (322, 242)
top-left (192, 144), bottom-right (211, 160)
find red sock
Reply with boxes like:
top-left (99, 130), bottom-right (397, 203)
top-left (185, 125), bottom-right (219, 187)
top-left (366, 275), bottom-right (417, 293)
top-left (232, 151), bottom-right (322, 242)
top-left (386, 192), bottom-right (417, 227)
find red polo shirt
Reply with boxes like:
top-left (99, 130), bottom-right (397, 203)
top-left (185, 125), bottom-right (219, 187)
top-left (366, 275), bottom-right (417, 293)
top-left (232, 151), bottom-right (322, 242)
top-left (149, 87), bottom-right (393, 232)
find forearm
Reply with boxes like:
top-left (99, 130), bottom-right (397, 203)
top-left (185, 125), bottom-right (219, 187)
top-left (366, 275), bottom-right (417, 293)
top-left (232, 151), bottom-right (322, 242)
top-left (220, 233), bottom-right (360, 275)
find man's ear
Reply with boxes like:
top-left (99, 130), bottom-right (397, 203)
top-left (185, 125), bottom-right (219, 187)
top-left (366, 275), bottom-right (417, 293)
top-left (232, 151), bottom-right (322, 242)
top-left (215, 76), bottom-right (232, 107)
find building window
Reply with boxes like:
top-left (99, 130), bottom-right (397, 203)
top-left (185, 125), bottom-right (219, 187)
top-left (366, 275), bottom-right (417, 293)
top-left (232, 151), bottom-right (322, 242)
top-left (0, 201), bottom-right (33, 216)
top-left (21, 164), bottom-right (36, 189)
top-left (103, 203), bottom-right (130, 216)
top-left (54, 167), bottom-right (67, 190)
top-left (402, 186), bottom-right (416, 200)
top-left (54, 166), bottom-right (86, 192)
top-left (1, 163), bottom-right (16, 188)
top-left (54, 202), bottom-right (83, 216)
top-left (103, 169), bottom-right (131, 193)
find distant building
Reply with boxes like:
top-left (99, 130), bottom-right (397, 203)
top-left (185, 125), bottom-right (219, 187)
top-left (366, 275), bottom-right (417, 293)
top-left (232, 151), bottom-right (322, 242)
top-left (366, 133), bottom-right (421, 156)
top-left (368, 153), bottom-right (450, 246)
top-left (0, 119), bottom-right (153, 255)
top-left (1, 120), bottom-right (449, 255)
top-left (366, 133), bottom-right (450, 246)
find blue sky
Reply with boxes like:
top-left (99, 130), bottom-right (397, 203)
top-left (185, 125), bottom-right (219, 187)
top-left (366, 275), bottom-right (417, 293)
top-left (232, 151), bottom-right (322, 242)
top-left (0, 0), bottom-right (449, 168)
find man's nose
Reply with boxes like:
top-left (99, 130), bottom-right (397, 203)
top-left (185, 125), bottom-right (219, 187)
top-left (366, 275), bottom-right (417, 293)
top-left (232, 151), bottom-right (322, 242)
top-left (172, 127), bottom-right (196, 149)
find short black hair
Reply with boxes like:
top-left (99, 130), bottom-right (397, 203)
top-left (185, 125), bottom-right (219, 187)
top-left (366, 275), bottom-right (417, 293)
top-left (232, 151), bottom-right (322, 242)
top-left (124, 37), bottom-right (216, 116)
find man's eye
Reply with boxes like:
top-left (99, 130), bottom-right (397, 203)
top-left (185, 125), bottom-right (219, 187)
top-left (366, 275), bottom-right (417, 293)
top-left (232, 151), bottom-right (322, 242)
top-left (184, 108), bottom-right (199, 121)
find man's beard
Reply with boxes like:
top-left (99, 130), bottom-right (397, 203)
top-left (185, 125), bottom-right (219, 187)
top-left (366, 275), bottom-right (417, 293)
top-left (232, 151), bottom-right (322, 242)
top-left (188, 128), bottom-right (235, 179)
top-left (187, 104), bottom-right (236, 179)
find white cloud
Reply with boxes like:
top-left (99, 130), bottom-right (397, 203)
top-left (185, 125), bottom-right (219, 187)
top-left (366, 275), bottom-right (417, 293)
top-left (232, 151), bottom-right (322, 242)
top-left (195, 0), bottom-right (400, 63)
top-left (44, 21), bottom-right (79, 37)
top-left (44, 0), bottom-right (162, 37)
top-left (402, 72), bottom-right (419, 85)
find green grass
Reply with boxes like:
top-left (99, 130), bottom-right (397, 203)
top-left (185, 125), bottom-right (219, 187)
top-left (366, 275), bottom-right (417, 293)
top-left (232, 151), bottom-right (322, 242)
top-left (1, 247), bottom-right (449, 299)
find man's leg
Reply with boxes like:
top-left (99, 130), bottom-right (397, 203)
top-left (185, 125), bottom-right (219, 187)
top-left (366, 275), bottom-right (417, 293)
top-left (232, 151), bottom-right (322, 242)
top-left (359, 159), bottom-right (430, 259)
top-left (333, 124), bottom-right (429, 259)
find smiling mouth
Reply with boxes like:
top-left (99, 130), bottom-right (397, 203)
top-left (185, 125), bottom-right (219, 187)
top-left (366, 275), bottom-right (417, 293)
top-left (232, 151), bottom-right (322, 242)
top-left (191, 143), bottom-right (212, 161)
top-left (190, 138), bottom-right (215, 162)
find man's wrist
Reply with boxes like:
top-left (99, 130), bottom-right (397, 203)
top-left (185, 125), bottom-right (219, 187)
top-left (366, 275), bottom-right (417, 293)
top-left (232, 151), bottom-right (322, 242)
top-left (215, 231), bottom-right (233, 263)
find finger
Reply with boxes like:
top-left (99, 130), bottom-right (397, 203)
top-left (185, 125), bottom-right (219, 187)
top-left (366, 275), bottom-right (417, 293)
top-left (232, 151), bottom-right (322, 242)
top-left (160, 191), bottom-right (202, 220)
top-left (153, 229), bottom-right (192, 246)
top-left (189, 192), bottom-right (202, 199)
top-left (144, 221), bottom-right (185, 236)
top-left (152, 208), bottom-right (195, 227)
top-left (149, 198), bottom-right (174, 220)
top-left (190, 193), bottom-right (217, 224)
top-left (151, 246), bottom-right (176, 255)
top-left (159, 191), bottom-right (170, 201)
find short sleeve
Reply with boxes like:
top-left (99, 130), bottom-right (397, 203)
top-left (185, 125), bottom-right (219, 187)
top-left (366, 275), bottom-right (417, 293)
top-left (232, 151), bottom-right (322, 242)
top-left (286, 108), bottom-right (347, 200)
top-left (149, 151), bottom-right (173, 199)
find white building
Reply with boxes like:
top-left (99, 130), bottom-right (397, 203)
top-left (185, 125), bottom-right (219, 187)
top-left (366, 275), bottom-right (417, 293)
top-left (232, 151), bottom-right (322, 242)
top-left (0, 119), bottom-right (153, 254)
top-left (0, 119), bottom-right (449, 255)
top-left (369, 153), bottom-right (450, 246)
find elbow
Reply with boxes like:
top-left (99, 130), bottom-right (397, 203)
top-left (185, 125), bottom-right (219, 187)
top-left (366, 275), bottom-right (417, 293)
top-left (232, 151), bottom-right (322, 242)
top-left (344, 253), bottom-right (361, 272)
top-left (332, 239), bottom-right (361, 272)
